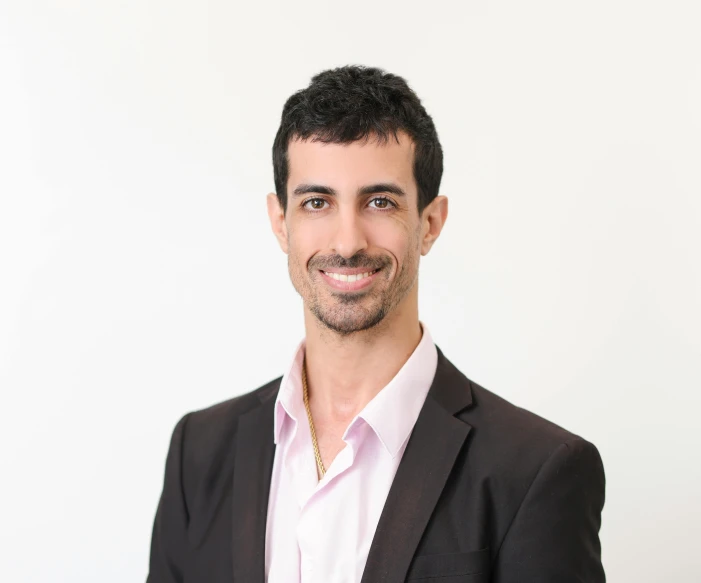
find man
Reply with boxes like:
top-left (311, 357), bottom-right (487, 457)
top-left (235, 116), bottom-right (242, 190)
top-left (147, 66), bottom-right (606, 582)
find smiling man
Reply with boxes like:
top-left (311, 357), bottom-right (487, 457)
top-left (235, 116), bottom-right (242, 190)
top-left (147, 66), bottom-right (606, 583)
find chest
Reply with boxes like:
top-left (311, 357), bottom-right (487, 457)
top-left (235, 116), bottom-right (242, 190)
top-left (267, 431), bottom-right (401, 582)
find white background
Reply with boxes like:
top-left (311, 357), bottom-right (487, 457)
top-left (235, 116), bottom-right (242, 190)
top-left (1, 1), bottom-right (699, 581)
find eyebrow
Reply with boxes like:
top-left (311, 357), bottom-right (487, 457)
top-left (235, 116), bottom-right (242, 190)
top-left (291, 182), bottom-right (406, 198)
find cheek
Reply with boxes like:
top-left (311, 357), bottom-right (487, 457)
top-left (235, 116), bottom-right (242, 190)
top-left (376, 226), bottom-right (417, 264)
top-left (288, 227), bottom-right (322, 268)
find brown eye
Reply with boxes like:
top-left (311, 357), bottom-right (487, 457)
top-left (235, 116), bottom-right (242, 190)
top-left (303, 198), bottom-right (328, 211)
top-left (370, 197), bottom-right (395, 210)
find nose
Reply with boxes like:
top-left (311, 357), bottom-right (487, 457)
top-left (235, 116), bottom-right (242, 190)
top-left (331, 206), bottom-right (369, 259)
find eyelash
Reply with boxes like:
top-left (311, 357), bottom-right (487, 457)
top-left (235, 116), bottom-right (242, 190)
top-left (301, 196), bottom-right (397, 212)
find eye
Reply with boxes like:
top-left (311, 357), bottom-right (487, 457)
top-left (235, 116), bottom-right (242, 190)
top-left (368, 196), bottom-right (397, 210)
top-left (302, 197), bottom-right (328, 211)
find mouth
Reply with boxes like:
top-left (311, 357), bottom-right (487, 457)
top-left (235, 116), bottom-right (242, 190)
top-left (319, 267), bottom-right (382, 291)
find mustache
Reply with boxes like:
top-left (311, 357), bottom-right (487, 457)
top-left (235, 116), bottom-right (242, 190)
top-left (310, 254), bottom-right (389, 271)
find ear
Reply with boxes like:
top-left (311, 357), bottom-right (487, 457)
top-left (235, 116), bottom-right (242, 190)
top-left (266, 192), bottom-right (289, 254)
top-left (420, 195), bottom-right (448, 255)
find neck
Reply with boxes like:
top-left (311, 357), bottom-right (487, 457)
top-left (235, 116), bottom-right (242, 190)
top-left (302, 302), bottom-right (423, 427)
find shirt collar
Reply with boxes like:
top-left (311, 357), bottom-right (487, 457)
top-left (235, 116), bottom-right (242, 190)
top-left (273, 321), bottom-right (438, 459)
top-left (273, 337), bottom-right (307, 446)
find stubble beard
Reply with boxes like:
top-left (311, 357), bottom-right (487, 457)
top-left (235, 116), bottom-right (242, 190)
top-left (288, 246), bottom-right (419, 338)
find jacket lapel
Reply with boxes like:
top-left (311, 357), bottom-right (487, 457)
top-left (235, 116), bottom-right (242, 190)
top-left (231, 382), bottom-right (278, 583)
top-left (360, 346), bottom-right (474, 583)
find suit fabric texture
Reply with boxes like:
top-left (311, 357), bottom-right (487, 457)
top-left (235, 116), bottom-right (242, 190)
top-left (147, 345), bottom-right (606, 582)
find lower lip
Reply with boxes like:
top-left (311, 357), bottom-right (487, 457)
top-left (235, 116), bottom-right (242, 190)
top-left (319, 268), bottom-right (382, 291)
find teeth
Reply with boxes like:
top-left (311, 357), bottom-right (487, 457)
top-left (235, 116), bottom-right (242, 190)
top-left (324, 270), bottom-right (377, 282)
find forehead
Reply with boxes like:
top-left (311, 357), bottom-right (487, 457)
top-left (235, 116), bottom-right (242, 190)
top-left (286, 131), bottom-right (416, 192)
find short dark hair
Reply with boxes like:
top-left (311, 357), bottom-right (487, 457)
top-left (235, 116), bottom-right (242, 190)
top-left (272, 65), bottom-right (443, 215)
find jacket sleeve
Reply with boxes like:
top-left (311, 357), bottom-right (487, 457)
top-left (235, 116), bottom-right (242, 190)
top-left (493, 437), bottom-right (606, 582)
top-left (146, 414), bottom-right (191, 583)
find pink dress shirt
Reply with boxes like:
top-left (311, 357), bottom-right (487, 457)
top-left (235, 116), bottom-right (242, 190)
top-left (264, 321), bottom-right (438, 583)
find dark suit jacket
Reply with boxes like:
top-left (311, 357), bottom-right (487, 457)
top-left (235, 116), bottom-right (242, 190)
top-left (147, 345), bottom-right (606, 582)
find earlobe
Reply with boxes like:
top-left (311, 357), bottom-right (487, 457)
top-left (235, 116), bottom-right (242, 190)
top-left (266, 193), bottom-right (290, 254)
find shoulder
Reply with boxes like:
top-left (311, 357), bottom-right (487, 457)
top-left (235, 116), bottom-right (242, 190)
top-left (174, 376), bottom-right (281, 485)
top-left (185, 375), bottom-right (281, 435)
top-left (467, 379), bottom-right (584, 445)
top-left (458, 375), bottom-right (604, 487)
top-left (445, 371), bottom-right (605, 544)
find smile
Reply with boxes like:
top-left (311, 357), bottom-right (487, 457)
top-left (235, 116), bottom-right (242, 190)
top-left (319, 268), bottom-right (383, 291)
top-left (321, 269), bottom-right (380, 282)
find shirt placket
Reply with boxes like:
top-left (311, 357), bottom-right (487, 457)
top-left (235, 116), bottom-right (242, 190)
top-left (295, 422), bottom-right (367, 583)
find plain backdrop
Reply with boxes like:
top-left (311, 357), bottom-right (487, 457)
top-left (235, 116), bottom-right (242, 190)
top-left (1, 1), bottom-right (700, 581)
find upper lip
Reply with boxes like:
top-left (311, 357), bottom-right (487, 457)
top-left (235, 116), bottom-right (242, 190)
top-left (320, 267), bottom-right (380, 275)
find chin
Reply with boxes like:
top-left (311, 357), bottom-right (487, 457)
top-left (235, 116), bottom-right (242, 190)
top-left (313, 305), bottom-right (388, 335)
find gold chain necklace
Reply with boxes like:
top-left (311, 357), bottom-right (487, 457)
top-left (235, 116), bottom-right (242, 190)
top-left (302, 357), bottom-right (326, 480)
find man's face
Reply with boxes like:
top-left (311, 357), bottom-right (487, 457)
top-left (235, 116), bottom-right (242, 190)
top-left (268, 131), bottom-right (438, 336)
